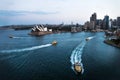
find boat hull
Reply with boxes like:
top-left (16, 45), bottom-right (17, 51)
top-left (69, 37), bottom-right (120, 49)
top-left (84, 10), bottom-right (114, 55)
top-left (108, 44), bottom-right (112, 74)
top-left (52, 41), bottom-right (57, 45)
top-left (74, 63), bottom-right (82, 75)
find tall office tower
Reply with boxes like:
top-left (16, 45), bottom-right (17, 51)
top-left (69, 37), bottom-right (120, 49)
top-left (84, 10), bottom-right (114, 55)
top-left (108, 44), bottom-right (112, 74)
top-left (112, 19), bottom-right (117, 29)
top-left (117, 17), bottom-right (120, 28)
top-left (103, 15), bottom-right (109, 30)
top-left (90, 13), bottom-right (97, 21)
top-left (90, 13), bottom-right (97, 29)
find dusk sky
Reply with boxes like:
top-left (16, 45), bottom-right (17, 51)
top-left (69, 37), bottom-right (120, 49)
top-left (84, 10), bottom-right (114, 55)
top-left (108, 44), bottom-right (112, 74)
top-left (0, 0), bottom-right (120, 26)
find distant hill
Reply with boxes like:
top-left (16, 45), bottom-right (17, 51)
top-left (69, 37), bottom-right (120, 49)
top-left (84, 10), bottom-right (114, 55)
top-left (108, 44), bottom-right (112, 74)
top-left (0, 25), bottom-right (34, 30)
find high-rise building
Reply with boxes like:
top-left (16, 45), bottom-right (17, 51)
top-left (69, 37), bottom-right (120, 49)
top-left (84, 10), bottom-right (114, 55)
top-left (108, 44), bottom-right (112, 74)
top-left (89, 21), bottom-right (95, 30)
top-left (113, 19), bottom-right (117, 26)
top-left (90, 13), bottom-right (97, 21)
top-left (109, 19), bottom-right (112, 30)
top-left (103, 15), bottom-right (109, 30)
top-left (112, 19), bottom-right (117, 29)
top-left (96, 19), bottom-right (103, 29)
top-left (84, 21), bottom-right (90, 30)
top-left (117, 17), bottom-right (120, 28)
top-left (90, 13), bottom-right (97, 29)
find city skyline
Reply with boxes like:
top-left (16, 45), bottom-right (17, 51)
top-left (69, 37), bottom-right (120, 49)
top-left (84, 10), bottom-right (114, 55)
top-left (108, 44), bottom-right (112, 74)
top-left (0, 0), bottom-right (120, 26)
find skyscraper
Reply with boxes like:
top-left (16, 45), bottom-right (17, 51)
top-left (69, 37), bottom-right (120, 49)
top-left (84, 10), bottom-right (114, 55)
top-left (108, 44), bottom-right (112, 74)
top-left (117, 17), bottom-right (120, 28)
top-left (112, 19), bottom-right (117, 29)
top-left (90, 13), bottom-right (97, 29)
top-left (90, 13), bottom-right (97, 22)
top-left (103, 15), bottom-right (109, 30)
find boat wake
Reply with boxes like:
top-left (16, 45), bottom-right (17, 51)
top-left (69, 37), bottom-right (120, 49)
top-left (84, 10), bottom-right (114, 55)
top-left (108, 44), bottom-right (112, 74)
top-left (10, 36), bottom-right (30, 39)
top-left (70, 36), bottom-right (95, 74)
top-left (70, 41), bottom-right (86, 74)
top-left (12, 37), bottom-right (24, 39)
top-left (1, 44), bottom-right (52, 53)
top-left (87, 36), bottom-right (95, 40)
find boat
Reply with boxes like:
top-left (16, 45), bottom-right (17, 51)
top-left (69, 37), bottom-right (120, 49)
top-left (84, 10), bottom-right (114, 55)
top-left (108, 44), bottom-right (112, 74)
top-left (52, 40), bottom-right (57, 45)
top-left (9, 35), bottom-right (14, 38)
top-left (74, 62), bottom-right (82, 74)
top-left (86, 38), bottom-right (90, 41)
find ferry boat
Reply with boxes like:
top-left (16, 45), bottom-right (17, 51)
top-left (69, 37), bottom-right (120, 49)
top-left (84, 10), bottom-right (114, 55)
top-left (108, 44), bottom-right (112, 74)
top-left (52, 41), bottom-right (57, 45)
top-left (74, 62), bottom-right (82, 74)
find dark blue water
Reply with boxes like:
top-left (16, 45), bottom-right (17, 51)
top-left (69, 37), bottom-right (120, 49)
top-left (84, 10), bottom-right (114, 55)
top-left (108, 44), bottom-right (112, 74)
top-left (0, 29), bottom-right (120, 80)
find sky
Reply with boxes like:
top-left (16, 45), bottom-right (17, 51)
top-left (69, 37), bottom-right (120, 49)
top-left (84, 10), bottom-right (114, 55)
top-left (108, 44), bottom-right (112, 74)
top-left (0, 0), bottom-right (120, 26)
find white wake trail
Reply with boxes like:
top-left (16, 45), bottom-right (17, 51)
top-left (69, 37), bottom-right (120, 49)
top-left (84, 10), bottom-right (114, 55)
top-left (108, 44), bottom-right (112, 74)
top-left (70, 36), bottom-right (95, 74)
top-left (87, 36), bottom-right (95, 40)
top-left (1, 44), bottom-right (52, 53)
top-left (70, 41), bottom-right (86, 73)
top-left (11, 36), bottom-right (30, 39)
top-left (70, 41), bottom-right (86, 74)
top-left (71, 41), bottom-right (86, 64)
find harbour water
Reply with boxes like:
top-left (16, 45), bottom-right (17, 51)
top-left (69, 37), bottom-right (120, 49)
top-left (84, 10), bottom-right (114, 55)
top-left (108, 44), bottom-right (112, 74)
top-left (0, 29), bottom-right (120, 80)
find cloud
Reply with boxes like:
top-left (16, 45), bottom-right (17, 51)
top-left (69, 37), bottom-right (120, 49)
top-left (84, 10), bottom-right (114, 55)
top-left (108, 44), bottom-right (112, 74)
top-left (0, 10), bottom-right (59, 16)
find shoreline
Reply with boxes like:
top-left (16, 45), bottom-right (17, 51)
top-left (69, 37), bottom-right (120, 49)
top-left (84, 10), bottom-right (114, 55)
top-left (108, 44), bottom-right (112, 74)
top-left (28, 31), bottom-right (53, 36)
top-left (104, 40), bottom-right (120, 48)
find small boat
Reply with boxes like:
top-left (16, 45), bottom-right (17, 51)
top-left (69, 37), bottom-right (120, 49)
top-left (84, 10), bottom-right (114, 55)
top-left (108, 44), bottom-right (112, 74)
top-left (9, 35), bottom-right (14, 38)
top-left (74, 62), bottom-right (82, 74)
top-left (86, 38), bottom-right (90, 41)
top-left (52, 40), bottom-right (57, 45)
